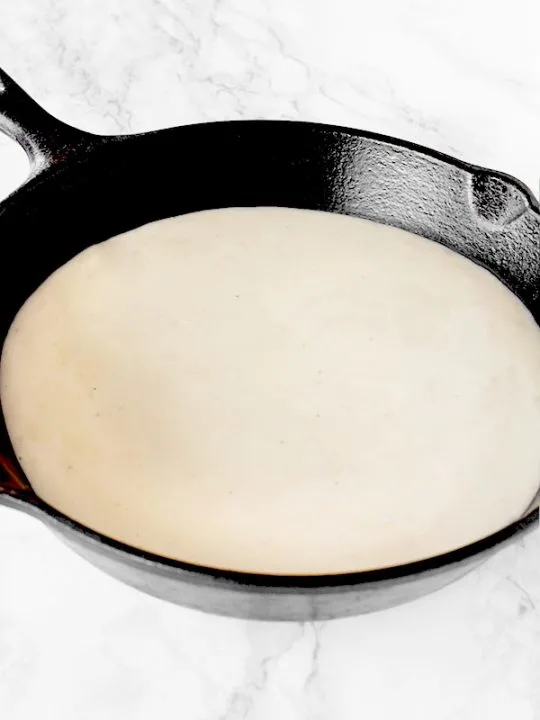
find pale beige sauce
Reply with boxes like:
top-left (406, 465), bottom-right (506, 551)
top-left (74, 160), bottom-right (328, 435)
top-left (2, 207), bottom-right (540, 574)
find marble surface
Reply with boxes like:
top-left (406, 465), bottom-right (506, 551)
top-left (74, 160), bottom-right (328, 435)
top-left (0, 0), bottom-right (539, 718)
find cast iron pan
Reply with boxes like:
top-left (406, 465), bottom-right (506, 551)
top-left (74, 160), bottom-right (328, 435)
top-left (0, 68), bottom-right (539, 621)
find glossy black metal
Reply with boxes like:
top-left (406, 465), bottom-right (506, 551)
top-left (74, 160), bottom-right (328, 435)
top-left (1, 68), bottom-right (539, 620)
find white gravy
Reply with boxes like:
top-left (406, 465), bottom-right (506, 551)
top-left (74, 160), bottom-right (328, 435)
top-left (1, 207), bottom-right (539, 574)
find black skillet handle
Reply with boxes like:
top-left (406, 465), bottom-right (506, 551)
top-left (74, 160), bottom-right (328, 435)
top-left (0, 67), bottom-right (96, 175)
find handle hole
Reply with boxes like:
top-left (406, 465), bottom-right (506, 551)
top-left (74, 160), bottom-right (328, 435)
top-left (0, 133), bottom-right (32, 202)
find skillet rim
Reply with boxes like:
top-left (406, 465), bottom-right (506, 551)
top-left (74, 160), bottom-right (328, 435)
top-left (1, 115), bottom-right (539, 589)
top-left (2, 117), bottom-right (538, 215)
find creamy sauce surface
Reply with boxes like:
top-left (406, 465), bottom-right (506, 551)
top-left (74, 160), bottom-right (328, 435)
top-left (2, 207), bottom-right (540, 574)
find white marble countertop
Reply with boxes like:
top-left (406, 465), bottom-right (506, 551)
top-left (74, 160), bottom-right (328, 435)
top-left (0, 1), bottom-right (538, 718)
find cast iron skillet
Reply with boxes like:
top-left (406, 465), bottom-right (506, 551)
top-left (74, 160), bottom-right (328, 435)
top-left (0, 68), bottom-right (539, 621)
